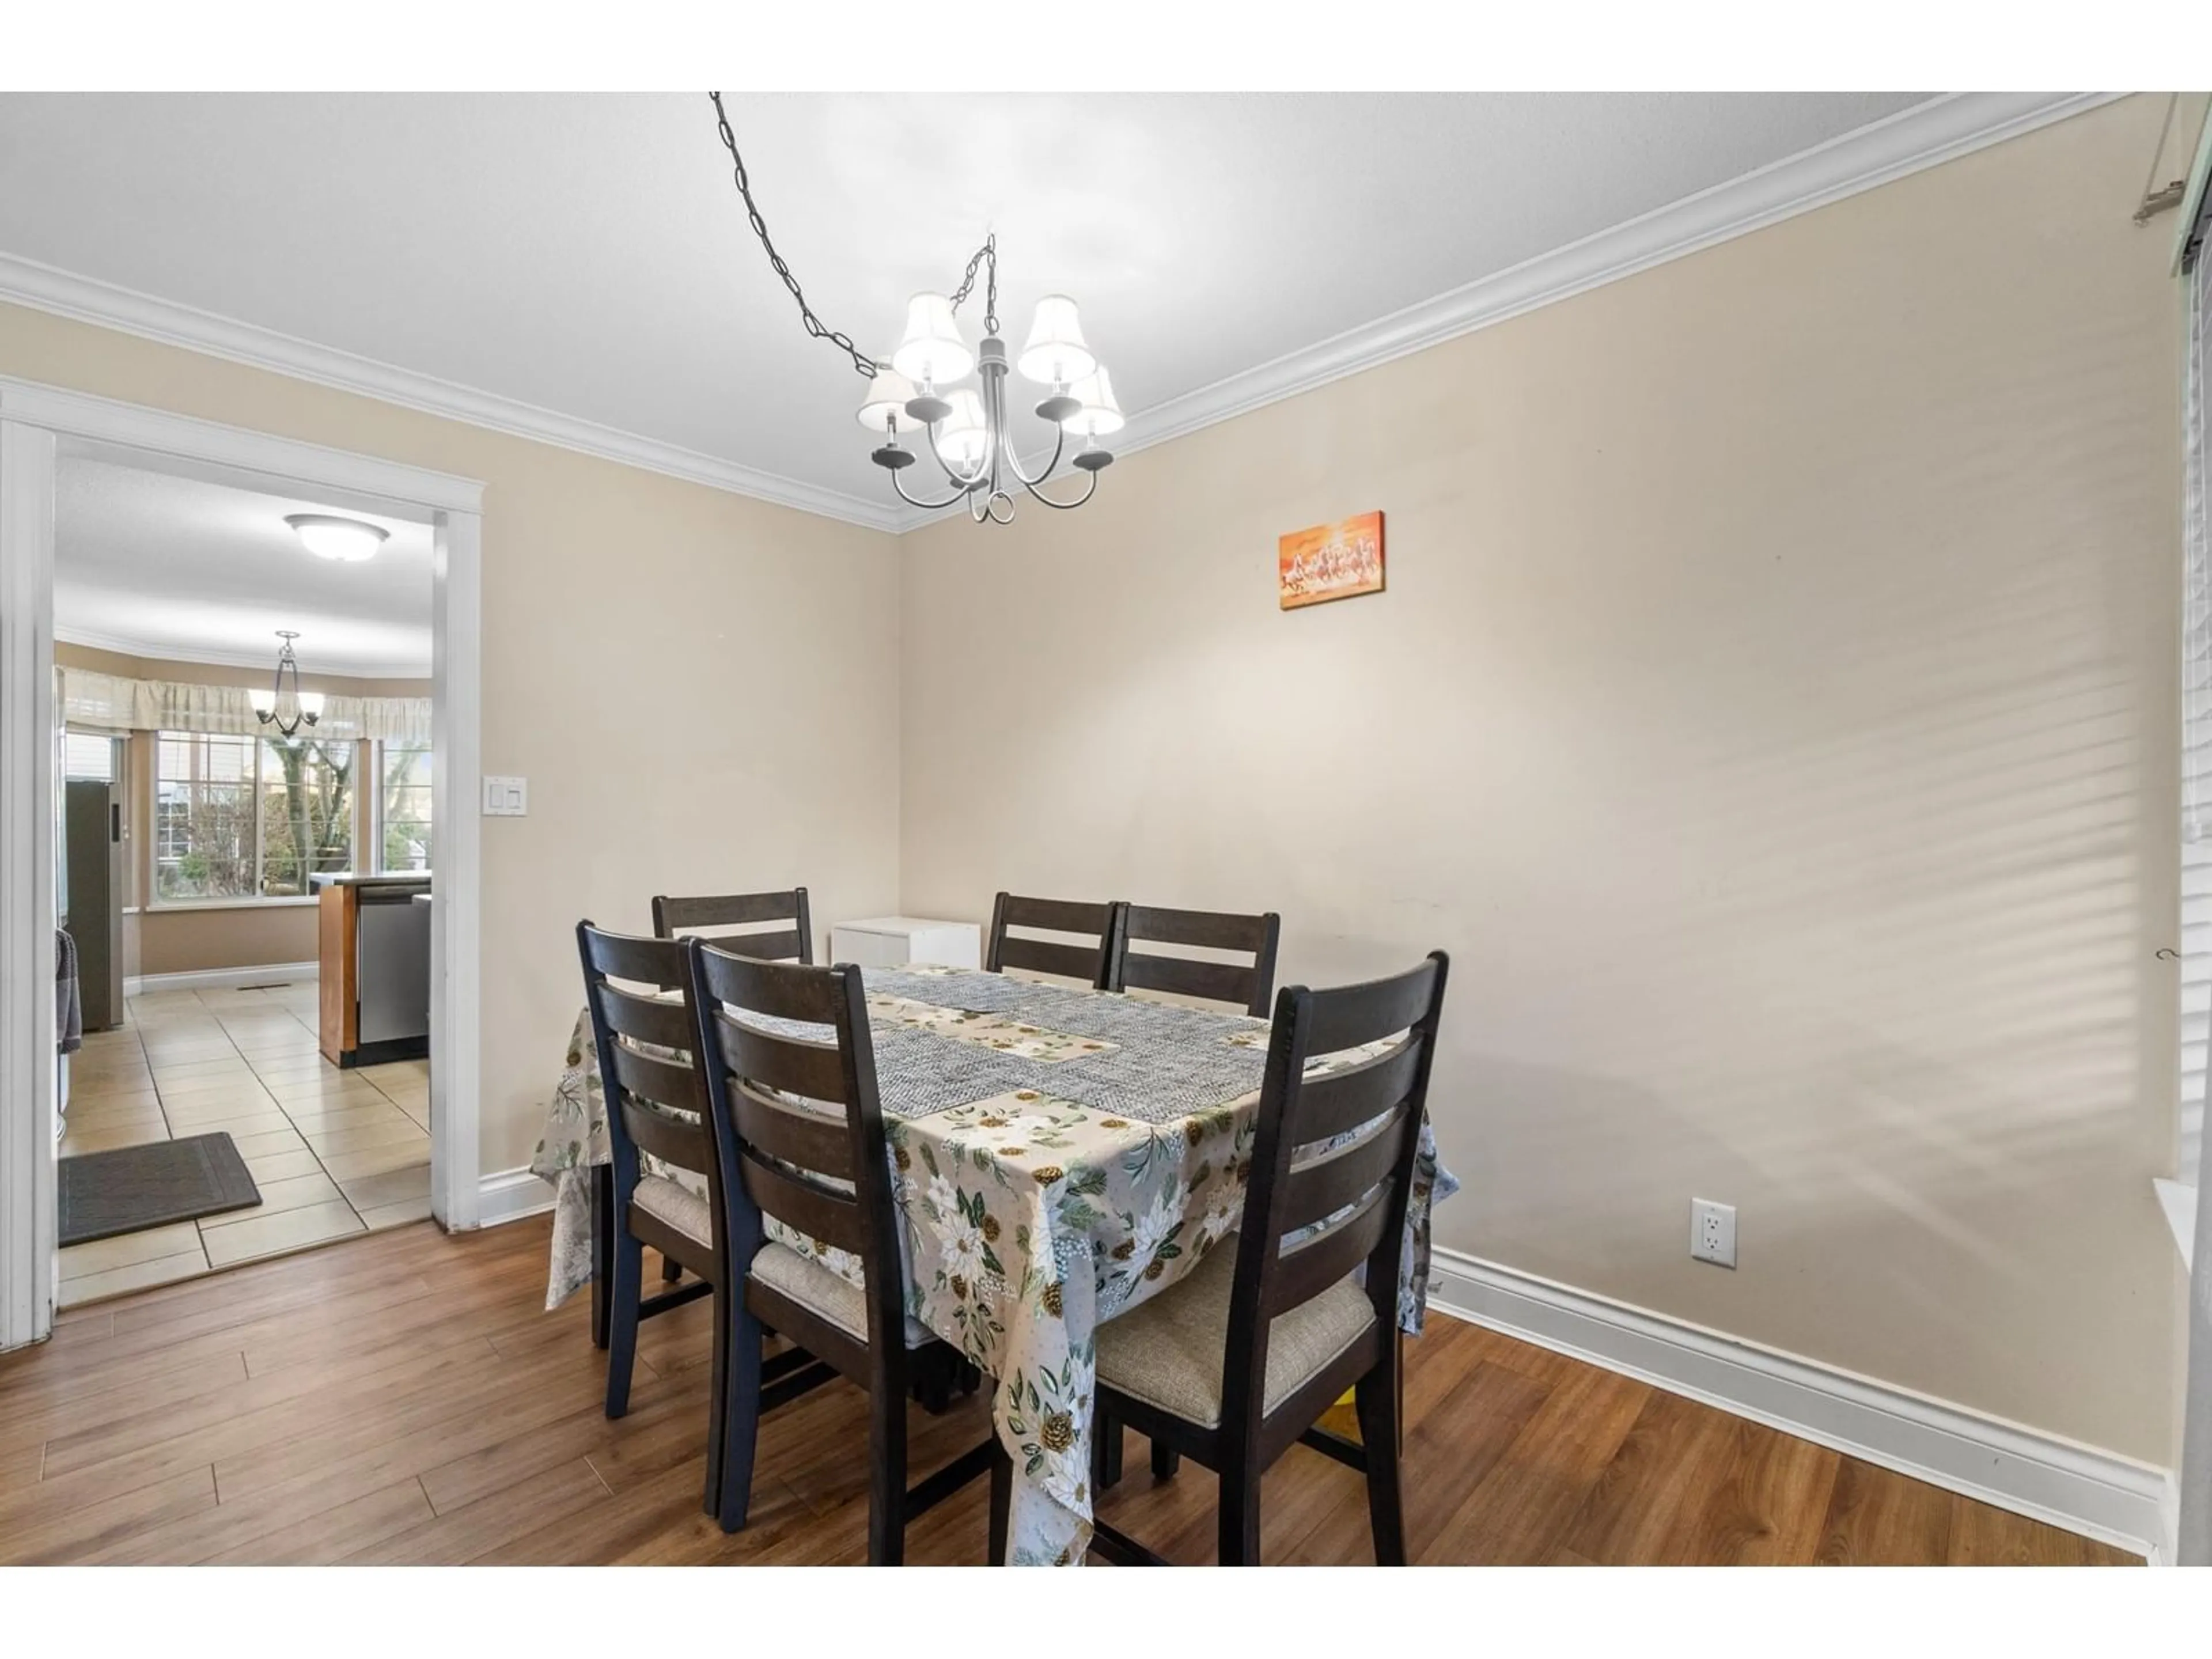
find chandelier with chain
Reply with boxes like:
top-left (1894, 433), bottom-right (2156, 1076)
top-left (710, 94), bottom-right (1120, 525)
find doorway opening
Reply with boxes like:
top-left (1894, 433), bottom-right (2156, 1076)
top-left (1, 380), bottom-right (483, 1353)
top-left (54, 457), bottom-right (436, 1300)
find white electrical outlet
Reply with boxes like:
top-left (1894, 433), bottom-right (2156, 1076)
top-left (1691, 1198), bottom-right (1736, 1268)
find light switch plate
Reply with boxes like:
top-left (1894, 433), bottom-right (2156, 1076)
top-left (482, 775), bottom-right (528, 816)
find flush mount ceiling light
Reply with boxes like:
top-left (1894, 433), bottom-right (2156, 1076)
top-left (284, 513), bottom-right (388, 563)
top-left (709, 93), bottom-right (1117, 527)
top-left (249, 631), bottom-right (324, 737)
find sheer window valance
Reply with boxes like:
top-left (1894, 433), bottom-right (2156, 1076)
top-left (60, 668), bottom-right (431, 744)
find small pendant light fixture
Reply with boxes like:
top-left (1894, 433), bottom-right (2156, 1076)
top-left (249, 631), bottom-right (324, 737)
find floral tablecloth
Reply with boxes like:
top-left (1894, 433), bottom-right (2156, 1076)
top-left (531, 965), bottom-right (1458, 1566)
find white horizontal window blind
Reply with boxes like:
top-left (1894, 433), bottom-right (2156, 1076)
top-left (61, 730), bottom-right (116, 781)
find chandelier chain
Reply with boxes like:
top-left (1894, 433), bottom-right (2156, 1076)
top-left (947, 234), bottom-right (999, 338)
top-left (709, 92), bottom-right (879, 378)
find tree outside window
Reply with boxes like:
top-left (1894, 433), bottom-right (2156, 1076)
top-left (259, 737), bottom-right (355, 896)
top-left (155, 733), bottom-right (255, 900)
top-left (153, 731), bottom-right (355, 902)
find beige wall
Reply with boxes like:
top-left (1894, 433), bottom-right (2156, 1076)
top-left (900, 96), bottom-right (2188, 1461)
top-left (138, 906), bottom-right (314, 978)
top-left (8, 314), bottom-right (906, 1174)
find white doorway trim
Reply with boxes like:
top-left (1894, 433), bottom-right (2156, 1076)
top-left (0, 375), bottom-right (484, 1351)
top-left (429, 503), bottom-right (482, 1230)
top-left (0, 419), bottom-right (58, 1355)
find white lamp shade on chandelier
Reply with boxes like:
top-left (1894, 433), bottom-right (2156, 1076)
top-left (854, 368), bottom-right (924, 434)
top-left (890, 293), bottom-right (975, 386)
top-left (936, 389), bottom-right (991, 472)
top-left (283, 513), bottom-right (388, 563)
top-left (1017, 294), bottom-right (1096, 386)
top-left (1062, 368), bottom-right (1124, 437)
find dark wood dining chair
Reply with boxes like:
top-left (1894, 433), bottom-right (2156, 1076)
top-left (1090, 902), bottom-right (1284, 1487)
top-left (576, 922), bottom-right (837, 1524)
top-left (651, 886), bottom-right (814, 962)
top-left (1039, 950), bottom-right (1450, 1566)
top-left (1108, 904), bottom-right (1282, 1018)
top-left (643, 893), bottom-right (813, 1279)
top-left (984, 891), bottom-right (1116, 987)
top-left (687, 938), bottom-right (994, 1557)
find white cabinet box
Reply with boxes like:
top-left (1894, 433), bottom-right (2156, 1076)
top-left (829, 916), bottom-right (982, 971)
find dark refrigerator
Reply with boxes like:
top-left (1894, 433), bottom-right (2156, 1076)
top-left (62, 777), bottom-right (124, 1032)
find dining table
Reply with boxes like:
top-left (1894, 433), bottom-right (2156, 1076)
top-left (531, 962), bottom-right (1459, 1566)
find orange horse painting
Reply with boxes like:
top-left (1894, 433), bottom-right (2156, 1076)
top-left (1278, 511), bottom-right (1385, 609)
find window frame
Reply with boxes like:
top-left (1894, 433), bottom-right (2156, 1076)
top-left (371, 738), bottom-right (434, 875)
top-left (146, 729), bottom-right (359, 910)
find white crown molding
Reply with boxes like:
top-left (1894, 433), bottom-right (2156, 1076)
top-left (1092, 92), bottom-right (2127, 479)
top-left (0, 94), bottom-right (2119, 541)
top-left (0, 255), bottom-right (904, 535)
top-left (55, 623), bottom-right (430, 682)
top-left (1423, 1247), bottom-right (2167, 1559)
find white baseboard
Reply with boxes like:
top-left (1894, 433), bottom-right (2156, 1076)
top-left (1423, 1248), bottom-right (2168, 1559)
top-left (123, 961), bottom-right (317, 998)
top-left (472, 1165), bottom-right (555, 1229)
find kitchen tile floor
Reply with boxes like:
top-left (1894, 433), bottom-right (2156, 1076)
top-left (56, 977), bottom-right (431, 1306)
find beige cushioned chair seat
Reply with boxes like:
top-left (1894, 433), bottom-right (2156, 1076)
top-left (632, 1173), bottom-right (713, 1247)
top-left (749, 1241), bottom-right (934, 1348)
top-left (1095, 1239), bottom-right (1376, 1428)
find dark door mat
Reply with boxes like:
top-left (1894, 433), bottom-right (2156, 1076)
top-left (58, 1132), bottom-right (262, 1247)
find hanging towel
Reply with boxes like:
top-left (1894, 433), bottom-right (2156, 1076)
top-left (56, 927), bottom-right (82, 1055)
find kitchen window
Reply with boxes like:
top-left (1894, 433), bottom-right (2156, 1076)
top-left (152, 730), bottom-right (357, 903)
top-left (376, 741), bottom-right (433, 872)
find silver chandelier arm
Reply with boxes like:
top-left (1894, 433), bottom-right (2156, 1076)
top-left (1001, 415), bottom-right (1067, 490)
top-left (1016, 467), bottom-right (1098, 510)
top-left (892, 469), bottom-right (975, 512)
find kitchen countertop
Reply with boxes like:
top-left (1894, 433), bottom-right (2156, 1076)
top-left (309, 872), bottom-right (434, 889)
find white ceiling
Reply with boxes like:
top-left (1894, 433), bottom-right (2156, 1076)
top-left (0, 92), bottom-right (1938, 514)
top-left (55, 459), bottom-right (432, 677)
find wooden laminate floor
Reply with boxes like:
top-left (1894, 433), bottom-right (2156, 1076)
top-left (0, 1215), bottom-right (2139, 1566)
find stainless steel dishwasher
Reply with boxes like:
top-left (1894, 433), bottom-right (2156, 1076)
top-left (355, 880), bottom-right (432, 1062)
